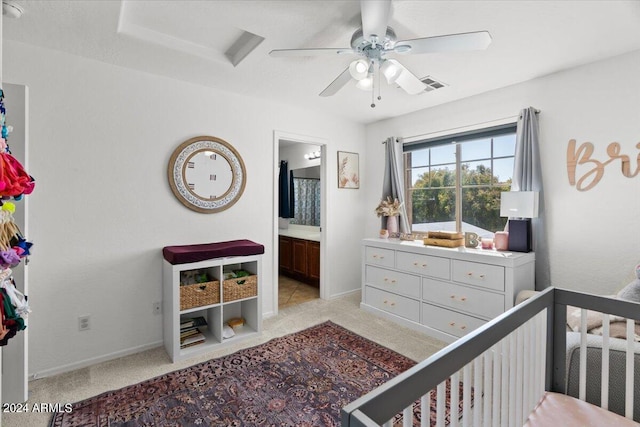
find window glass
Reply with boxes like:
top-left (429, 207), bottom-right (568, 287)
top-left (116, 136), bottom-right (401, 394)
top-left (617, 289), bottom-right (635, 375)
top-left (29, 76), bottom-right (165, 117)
top-left (430, 144), bottom-right (456, 165)
top-left (404, 127), bottom-right (516, 238)
top-left (461, 138), bottom-right (491, 161)
top-left (408, 188), bottom-right (456, 233)
top-left (494, 134), bottom-right (517, 157)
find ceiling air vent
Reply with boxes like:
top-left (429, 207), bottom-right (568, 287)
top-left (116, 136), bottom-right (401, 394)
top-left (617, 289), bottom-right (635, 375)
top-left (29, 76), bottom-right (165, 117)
top-left (419, 76), bottom-right (447, 93)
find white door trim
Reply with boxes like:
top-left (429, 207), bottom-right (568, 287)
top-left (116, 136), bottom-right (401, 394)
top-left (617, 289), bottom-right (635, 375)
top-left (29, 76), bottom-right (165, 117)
top-left (272, 130), bottom-right (328, 317)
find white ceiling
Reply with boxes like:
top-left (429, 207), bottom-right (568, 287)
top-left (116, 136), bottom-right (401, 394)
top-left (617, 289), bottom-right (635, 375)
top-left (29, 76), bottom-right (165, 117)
top-left (4, 0), bottom-right (640, 124)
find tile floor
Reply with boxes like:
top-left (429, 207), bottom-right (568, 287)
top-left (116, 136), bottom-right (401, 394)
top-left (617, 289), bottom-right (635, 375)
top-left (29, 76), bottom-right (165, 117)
top-left (278, 275), bottom-right (320, 308)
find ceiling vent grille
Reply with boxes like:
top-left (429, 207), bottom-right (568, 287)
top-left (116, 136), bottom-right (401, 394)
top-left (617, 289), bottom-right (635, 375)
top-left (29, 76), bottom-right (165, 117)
top-left (419, 76), bottom-right (447, 92)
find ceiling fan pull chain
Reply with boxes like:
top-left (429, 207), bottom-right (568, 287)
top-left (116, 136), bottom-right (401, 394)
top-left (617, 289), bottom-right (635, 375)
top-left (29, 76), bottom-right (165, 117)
top-left (377, 60), bottom-right (382, 102)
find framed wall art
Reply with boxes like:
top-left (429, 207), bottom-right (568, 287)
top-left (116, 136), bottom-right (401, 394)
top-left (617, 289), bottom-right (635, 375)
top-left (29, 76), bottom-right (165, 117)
top-left (337, 151), bottom-right (359, 189)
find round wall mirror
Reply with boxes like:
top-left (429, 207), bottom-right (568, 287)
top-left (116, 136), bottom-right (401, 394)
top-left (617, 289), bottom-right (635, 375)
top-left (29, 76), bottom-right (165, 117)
top-left (168, 136), bottom-right (246, 213)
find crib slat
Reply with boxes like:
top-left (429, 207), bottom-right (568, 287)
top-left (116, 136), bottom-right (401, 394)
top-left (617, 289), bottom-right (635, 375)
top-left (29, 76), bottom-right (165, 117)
top-left (436, 381), bottom-right (446, 426)
top-left (402, 405), bottom-right (412, 427)
top-left (473, 356), bottom-right (482, 426)
top-left (483, 348), bottom-right (493, 426)
top-left (501, 335), bottom-right (510, 427)
top-left (626, 319), bottom-right (634, 419)
top-left (463, 364), bottom-right (472, 427)
top-left (515, 328), bottom-right (524, 425)
top-left (536, 311), bottom-right (546, 404)
top-left (523, 320), bottom-right (531, 418)
top-left (492, 343), bottom-right (501, 427)
top-left (420, 392), bottom-right (430, 427)
top-left (450, 371), bottom-right (460, 427)
top-left (531, 317), bottom-right (539, 412)
top-left (509, 332), bottom-right (517, 427)
top-left (579, 308), bottom-right (588, 401)
top-left (602, 314), bottom-right (610, 410)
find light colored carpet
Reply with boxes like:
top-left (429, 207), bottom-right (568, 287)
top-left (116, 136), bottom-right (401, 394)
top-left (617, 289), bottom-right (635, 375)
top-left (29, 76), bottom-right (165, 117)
top-left (3, 291), bottom-right (446, 427)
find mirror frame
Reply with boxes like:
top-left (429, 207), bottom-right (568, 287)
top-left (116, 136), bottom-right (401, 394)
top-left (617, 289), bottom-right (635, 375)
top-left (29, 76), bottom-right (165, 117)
top-left (168, 135), bottom-right (246, 213)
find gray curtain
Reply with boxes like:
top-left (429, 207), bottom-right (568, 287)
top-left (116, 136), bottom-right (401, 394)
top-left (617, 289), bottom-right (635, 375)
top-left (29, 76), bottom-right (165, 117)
top-left (512, 107), bottom-right (550, 290)
top-left (381, 137), bottom-right (410, 233)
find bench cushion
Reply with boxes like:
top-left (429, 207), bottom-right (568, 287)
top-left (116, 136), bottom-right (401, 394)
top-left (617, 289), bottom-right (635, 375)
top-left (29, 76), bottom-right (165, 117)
top-left (162, 240), bottom-right (264, 265)
top-left (524, 392), bottom-right (639, 426)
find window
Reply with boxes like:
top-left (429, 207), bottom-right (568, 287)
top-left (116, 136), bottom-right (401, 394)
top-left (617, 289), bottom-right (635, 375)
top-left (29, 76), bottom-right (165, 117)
top-left (404, 124), bottom-right (517, 238)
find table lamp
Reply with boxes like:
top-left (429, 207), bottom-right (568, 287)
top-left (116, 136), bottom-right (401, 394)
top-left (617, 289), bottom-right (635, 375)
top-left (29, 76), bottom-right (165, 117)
top-left (500, 191), bottom-right (539, 252)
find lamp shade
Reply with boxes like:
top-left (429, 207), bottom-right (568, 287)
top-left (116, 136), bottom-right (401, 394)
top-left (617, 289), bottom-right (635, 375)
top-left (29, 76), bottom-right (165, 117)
top-left (349, 59), bottom-right (369, 81)
top-left (500, 191), bottom-right (539, 218)
top-left (380, 59), bottom-right (402, 84)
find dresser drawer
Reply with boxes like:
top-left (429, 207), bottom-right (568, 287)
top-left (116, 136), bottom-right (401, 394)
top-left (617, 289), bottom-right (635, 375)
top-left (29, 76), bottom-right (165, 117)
top-left (452, 260), bottom-right (505, 291)
top-left (365, 266), bottom-right (420, 298)
top-left (364, 246), bottom-right (395, 268)
top-left (396, 251), bottom-right (450, 280)
top-left (422, 278), bottom-right (504, 319)
top-left (422, 303), bottom-right (486, 338)
top-left (366, 286), bottom-right (420, 323)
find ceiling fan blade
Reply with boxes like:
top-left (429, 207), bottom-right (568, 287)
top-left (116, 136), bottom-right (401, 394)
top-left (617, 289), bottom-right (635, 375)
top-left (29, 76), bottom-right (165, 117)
top-left (360, 0), bottom-right (391, 44)
top-left (269, 48), bottom-right (354, 57)
top-left (392, 61), bottom-right (427, 95)
top-left (394, 31), bottom-right (492, 54)
top-left (319, 68), bottom-right (352, 97)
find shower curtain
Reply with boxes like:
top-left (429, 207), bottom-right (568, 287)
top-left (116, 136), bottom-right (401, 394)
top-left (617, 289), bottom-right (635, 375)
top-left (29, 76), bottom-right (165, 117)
top-left (291, 178), bottom-right (320, 226)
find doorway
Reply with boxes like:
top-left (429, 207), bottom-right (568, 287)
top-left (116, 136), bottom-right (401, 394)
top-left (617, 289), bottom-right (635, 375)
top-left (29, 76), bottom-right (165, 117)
top-left (272, 131), bottom-right (327, 316)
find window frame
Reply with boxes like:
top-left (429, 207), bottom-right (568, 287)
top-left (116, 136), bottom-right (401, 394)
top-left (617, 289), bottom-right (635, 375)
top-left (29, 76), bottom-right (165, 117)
top-left (403, 123), bottom-right (517, 235)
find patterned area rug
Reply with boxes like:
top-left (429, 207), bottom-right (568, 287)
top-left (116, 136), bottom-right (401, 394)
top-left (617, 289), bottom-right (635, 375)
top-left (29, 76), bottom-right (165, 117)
top-left (49, 321), bottom-right (461, 426)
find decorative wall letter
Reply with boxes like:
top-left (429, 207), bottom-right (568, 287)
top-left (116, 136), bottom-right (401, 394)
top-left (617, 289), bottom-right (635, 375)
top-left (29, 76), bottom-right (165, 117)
top-left (566, 139), bottom-right (640, 191)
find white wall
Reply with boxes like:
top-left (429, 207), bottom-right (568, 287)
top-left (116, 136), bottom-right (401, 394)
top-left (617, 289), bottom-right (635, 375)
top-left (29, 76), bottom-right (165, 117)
top-left (279, 143), bottom-right (321, 172)
top-left (4, 40), bottom-right (366, 377)
top-left (365, 49), bottom-right (640, 295)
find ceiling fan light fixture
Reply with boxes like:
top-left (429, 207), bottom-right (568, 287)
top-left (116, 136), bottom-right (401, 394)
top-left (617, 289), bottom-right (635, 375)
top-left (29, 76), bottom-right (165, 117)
top-left (356, 77), bottom-right (373, 91)
top-left (349, 59), bottom-right (369, 80)
top-left (380, 60), bottom-right (402, 84)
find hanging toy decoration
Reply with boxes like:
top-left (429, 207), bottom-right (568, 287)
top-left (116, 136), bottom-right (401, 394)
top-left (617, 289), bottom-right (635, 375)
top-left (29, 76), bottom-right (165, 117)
top-left (0, 87), bottom-right (34, 346)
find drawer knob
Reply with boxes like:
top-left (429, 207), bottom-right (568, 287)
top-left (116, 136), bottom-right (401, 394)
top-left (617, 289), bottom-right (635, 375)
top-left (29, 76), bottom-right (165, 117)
top-left (390, 302), bottom-right (396, 306)
top-left (460, 297), bottom-right (467, 302)
top-left (460, 325), bottom-right (467, 330)
top-left (467, 272), bottom-right (486, 279)
top-left (383, 300), bottom-right (388, 304)
top-left (449, 322), bottom-right (456, 327)
top-left (413, 262), bottom-right (418, 266)
top-left (450, 295), bottom-right (456, 299)
top-left (422, 263), bottom-right (427, 267)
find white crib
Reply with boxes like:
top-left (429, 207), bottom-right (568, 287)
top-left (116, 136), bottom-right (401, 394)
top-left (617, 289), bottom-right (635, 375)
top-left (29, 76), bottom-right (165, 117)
top-left (342, 287), bottom-right (640, 426)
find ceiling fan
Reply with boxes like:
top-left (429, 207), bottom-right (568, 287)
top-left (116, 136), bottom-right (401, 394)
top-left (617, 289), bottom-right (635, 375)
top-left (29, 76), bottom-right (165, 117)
top-left (269, 0), bottom-right (492, 107)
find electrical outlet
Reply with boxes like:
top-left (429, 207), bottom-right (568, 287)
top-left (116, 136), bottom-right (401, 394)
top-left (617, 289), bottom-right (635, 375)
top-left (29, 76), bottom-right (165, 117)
top-left (153, 302), bottom-right (161, 315)
top-left (78, 315), bottom-right (91, 331)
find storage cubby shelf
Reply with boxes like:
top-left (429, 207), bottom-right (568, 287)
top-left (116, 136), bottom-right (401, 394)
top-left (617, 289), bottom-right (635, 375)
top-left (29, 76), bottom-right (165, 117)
top-left (163, 253), bottom-right (262, 362)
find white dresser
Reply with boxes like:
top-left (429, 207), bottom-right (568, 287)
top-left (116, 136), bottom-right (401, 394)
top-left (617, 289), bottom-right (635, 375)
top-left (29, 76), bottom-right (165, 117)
top-left (361, 238), bottom-right (535, 343)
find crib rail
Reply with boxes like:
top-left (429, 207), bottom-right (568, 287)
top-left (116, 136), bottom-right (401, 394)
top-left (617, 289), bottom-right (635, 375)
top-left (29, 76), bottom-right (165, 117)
top-left (342, 288), bottom-right (640, 427)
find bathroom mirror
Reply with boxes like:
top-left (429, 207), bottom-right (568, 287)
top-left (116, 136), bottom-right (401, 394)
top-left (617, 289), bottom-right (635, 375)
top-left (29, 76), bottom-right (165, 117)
top-left (168, 136), bottom-right (246, 213)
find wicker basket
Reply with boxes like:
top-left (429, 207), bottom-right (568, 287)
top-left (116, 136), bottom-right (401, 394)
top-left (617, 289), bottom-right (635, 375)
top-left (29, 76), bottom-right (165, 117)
top-left (180, 281), bottom-right (220, 310)
top-left (223, 275), bottom-right (258, 302)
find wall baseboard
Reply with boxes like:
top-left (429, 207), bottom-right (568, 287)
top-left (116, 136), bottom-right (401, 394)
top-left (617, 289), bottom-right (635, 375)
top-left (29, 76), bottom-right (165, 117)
top-left (29, 340), bottom-right (164, 381)
top-left (329, 288), bottom-right (360, 299)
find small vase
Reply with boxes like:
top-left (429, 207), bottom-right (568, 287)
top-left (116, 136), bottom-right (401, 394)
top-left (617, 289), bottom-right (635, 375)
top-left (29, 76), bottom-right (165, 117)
top-left (379, 229), bottom-right (389, 239)
top-left (386, 216), bottom-right (399, 235)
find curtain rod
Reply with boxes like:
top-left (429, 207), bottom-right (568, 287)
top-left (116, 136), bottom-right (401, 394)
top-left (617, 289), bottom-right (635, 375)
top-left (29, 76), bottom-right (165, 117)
top-left (386, 108), bottom-right (540, 144)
